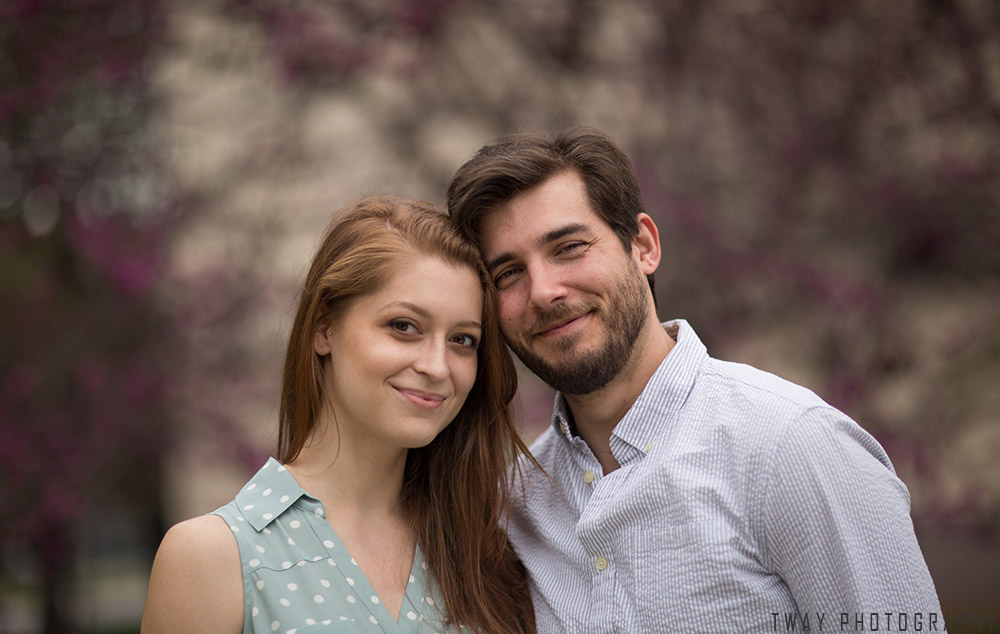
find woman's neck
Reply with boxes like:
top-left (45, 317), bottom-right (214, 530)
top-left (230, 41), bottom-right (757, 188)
top-left (285, 417), bottom-right (409, 520)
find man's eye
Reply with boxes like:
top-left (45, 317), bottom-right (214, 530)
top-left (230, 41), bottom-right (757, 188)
top-left (494, 268), bottom-right (519, 288)
top-left (559, 242), bottom-right (585, 255)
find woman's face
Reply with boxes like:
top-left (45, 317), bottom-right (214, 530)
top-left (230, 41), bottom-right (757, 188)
top-left (314, 256), bottom-right (484, 453)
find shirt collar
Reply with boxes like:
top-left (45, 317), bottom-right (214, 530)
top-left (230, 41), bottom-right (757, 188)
top-left (552, 395), bottom-right (574, 440)
top-left (233, 457), bottom-right (313, 532)
top-left (551, 319), bottom-right (708, 461)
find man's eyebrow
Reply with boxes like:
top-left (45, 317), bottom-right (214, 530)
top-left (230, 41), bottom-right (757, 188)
top-left (539, 223), bottom-right (589, 247)
top-left (485, 223), bottom-right (590, 273)
top-left (485, 252), bottom-right (516, 274)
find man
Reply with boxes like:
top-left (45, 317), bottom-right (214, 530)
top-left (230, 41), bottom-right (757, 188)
top-left (446, 127), bottom-right (942, 633)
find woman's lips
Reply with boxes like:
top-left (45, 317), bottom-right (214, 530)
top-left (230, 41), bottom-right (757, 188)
top-left (394, 387), bottom-right (446, 409)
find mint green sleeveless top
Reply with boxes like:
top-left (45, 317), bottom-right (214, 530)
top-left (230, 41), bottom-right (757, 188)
top-left (214, 458), bottom-right (465, 634)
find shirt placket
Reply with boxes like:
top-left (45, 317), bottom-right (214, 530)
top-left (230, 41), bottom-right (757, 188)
top-left (569, 452), bottom-right (619, 634)
top-left (577, 432), bottom-right (652, 634)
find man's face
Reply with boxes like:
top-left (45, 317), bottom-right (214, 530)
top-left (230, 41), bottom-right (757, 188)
top-left (479, 170), bottom-right (651, 395)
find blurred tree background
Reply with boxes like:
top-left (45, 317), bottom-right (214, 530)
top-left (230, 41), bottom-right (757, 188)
top-left (2, 0), bottom-right (998, 631)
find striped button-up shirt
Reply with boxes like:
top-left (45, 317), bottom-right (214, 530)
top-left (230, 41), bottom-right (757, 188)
top-left (507, 320), bottom-right (942, 633)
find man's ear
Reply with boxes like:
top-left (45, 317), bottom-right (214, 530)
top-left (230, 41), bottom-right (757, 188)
top-left (314, 324), bottom-right (333, 356)
top-left (633, 213), bottom-right (661, 275)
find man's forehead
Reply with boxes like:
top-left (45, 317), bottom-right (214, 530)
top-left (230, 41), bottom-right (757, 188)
top-left (477, 204), bottom-right (519, 252)
top-left (477, 170), bottom-right (601, 252)
top-left (477, 206), bottom-right (519, 266)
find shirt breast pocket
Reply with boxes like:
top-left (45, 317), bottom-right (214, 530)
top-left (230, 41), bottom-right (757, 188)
top-left (628, 521), bottom-right (732, 632)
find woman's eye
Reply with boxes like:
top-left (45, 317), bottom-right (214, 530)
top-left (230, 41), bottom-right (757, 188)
top-left (389, 319), bottom-right (417, 334)
top-left (451, 334), bottom-right (479, 349)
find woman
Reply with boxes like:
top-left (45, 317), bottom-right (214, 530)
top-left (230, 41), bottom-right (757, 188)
top-left (141, 195), bottom-right (536, 634)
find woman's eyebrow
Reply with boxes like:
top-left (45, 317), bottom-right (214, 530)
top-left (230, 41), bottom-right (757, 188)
top-left (382, 302), bottom-right (481, 329)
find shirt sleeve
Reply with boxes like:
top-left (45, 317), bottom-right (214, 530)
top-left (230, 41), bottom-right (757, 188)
top-left (760, 406), bottom-right (943, 615)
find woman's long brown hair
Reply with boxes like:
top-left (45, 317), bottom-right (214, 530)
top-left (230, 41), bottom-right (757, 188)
top-left (278, 195), bottom-right (536, 634)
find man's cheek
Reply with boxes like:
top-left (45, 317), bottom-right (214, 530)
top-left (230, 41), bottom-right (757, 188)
top-left (497, 299), bottom-right (523, 331)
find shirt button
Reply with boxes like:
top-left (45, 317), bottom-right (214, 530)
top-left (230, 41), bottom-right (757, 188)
top-left (595, 556), bottom-right (608, 571)
top-left (644, 442), bottom-right (654, 453)
top-left (583, 470), bottom-right (595, 484)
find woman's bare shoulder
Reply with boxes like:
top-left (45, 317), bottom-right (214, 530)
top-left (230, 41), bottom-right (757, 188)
top-left (162, 514), bottom-right (239, 555)
top-left (140, 514), bottom-right (244, 634)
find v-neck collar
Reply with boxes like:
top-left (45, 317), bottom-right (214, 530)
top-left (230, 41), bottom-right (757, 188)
top-left (311, 508), bottom-right (448, 632)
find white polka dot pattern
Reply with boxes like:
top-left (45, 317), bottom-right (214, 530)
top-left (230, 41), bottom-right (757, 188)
top-left (212, 458), bottom-right (461, 632)
top-left (508, 320), bottom-right (943, 633)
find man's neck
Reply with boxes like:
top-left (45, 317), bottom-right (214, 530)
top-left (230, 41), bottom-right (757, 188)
top-left (564, 320), bottom-right (675, 474)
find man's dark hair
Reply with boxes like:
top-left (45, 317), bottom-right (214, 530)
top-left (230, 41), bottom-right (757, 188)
top-left (446, 126), bottom-right (654, 295)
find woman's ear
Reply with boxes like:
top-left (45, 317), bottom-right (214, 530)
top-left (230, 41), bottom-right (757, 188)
top-left (633, 212), bottom-right (661, 275)
top-left (313, 323), bottom-right (333, 356)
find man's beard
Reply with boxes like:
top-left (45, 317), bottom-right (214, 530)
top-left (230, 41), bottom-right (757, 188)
top-left (507, 261), bottom-right (649, 395)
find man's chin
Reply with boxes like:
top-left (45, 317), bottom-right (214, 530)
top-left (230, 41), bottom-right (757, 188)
top-left (519, 349), bottom-right (609, 390)
top-left (520, 340), bottom-right (591, 368)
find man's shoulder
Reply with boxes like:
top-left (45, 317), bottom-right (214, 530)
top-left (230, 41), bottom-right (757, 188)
top-left (703, 357), bottom-right (826, 406)
top-left (696, 357), bottom-right (895, 472)
top-left (664, 355), bottom-right (861, 461)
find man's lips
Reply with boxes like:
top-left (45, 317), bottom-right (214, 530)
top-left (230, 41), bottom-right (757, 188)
top-left (393, 386), bottom-right (447, 409)
top-left (532, 310), bottom-right (592, 338)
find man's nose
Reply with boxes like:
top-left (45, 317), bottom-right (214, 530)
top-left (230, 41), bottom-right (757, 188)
top-left (526, 262), bottom-right (568, 310)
